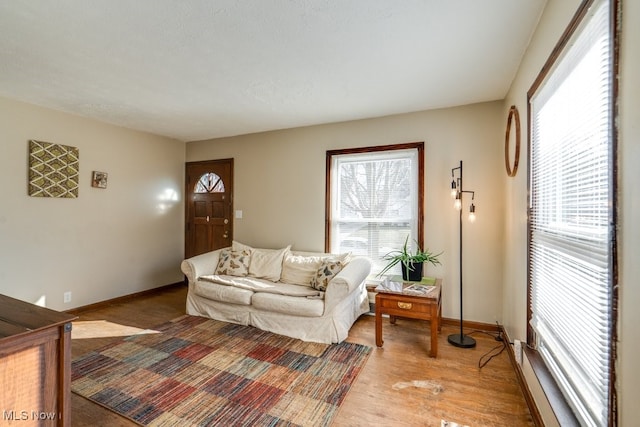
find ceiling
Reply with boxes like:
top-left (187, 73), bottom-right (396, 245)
top-left (0, 1), bottom-right (546, 142)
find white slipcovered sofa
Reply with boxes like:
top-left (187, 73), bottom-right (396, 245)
top-left (180, 241), bottom-right (371, 344)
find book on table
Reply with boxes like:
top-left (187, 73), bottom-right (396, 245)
top-left (375, 276), bottom-right (436, 296)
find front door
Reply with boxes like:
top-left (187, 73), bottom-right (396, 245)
top-left (185, 159), bottom-right (233, 258)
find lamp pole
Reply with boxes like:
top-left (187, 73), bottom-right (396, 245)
top-left (448, 160), bottom-right (476, 348)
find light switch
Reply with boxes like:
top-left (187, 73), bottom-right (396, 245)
top-left (235, 210), bottom-right (243, 219)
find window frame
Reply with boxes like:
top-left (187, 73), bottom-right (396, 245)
top-left (526, 0), bottom-right (619, 425)
top-left (194, 172), bottom-right (226, 193)
top-left (325, 142), bottom-right (424, 263)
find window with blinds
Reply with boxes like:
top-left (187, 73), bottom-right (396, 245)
top-left (528, 0), bottom-right (616, 426)
top-left (326, 143), bottom-right (423, 275)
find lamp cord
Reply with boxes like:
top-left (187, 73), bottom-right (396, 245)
top-left (478, 340), bottom-right (507, 369)
top-left (468, 330), bottom-right (508, 369)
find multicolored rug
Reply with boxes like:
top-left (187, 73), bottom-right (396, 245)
top-left (72, 315), bottom-right (371, 426)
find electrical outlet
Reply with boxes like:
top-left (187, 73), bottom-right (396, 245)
top-left (63, 291), bottom-right (72, 304)
top-left (514, 339), bottom-right (523, 366)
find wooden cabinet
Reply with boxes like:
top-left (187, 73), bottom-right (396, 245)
top-left (0, 294), bottom-right (76, 426)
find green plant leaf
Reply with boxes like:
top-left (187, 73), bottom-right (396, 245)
top-left (377, 235), bottom-right (442, 277)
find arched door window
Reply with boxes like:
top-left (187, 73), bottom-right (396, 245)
top-left (194, 173), bottom-right (225, 193)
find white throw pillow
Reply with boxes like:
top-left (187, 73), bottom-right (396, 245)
top-left (280, 254), bottom-right (325, 286)
top-left (281, 252), bottom-right (351, 286)
top-left (248, 246), bottom-right (291, 282)
top-left (232, 240), bottom-right (254, 253)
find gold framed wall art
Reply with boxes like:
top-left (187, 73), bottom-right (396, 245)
top-left (28, 140), bottom-right (79, 198)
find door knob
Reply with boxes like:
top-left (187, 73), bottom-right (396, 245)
top-left (224, 219), bottom-right (229, 224)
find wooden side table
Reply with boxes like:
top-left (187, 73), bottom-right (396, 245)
top-left (375, 278), bottom-right (442, 357)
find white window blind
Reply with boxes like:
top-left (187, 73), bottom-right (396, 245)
top-left (529, 1), bottom-right (613, 426)
top-left (329, 148), bottom-right (419, 275)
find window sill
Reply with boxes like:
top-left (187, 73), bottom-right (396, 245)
top-left (524, 347), bottom-right (580, 427)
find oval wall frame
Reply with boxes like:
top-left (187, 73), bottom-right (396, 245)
top-left (504, 105), bottom-right (521, 177)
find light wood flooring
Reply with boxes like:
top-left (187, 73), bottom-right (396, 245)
top-left (69, 285), bottom-right (533, 426)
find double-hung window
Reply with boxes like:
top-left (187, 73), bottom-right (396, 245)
top-left (528, 0), bottom-right (618, 425)
top-left (326, 143), bottom-right (424, 275)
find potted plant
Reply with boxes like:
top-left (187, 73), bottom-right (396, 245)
top-left (378, 236), bottom-right (442, 282)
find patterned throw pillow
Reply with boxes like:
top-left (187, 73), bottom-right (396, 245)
top-left (310, 259), bottom-right (343, 291)
top-left (215, 249), bottom-right (250, 276)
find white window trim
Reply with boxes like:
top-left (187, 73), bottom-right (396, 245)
top-left (325, 143), bottom-right (424, 275)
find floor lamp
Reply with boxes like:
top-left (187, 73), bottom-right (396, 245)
top-left (448, 160), bottom-right (477, 348)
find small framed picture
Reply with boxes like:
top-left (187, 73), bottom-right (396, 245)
top-left (92, 171), bottom-right (108, 189)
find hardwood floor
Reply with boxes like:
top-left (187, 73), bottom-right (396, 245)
top-left (69, 285), bottom-right (533, 426)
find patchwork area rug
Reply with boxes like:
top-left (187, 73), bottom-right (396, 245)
top-left (72, 315), bottom-right (371, 426)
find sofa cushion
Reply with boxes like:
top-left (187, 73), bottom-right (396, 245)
top-left (199, 274), bottom-right (321, 297)
top-left (310, 259), bottom-right (344, 292)
top-left (252, 292), bottom-right (324, 317)
top-left (248, 246), bottom-right (290, 281)
top-left (193, 280), bottom-right (253, 305)
top-left (215, 249), bottom-right (250, 276)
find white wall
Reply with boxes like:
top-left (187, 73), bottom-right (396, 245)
top-left (187, 102), bottom-right (506, 324)
top-left (502, 0), bottom-right (580, 346)
top-left (503, 0), bottom-right (640, 425)
top-left (0, 97), bottom-right (186, 311)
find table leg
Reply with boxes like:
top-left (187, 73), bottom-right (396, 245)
top-left (429, 301), bottom-right (438, 358)
top-left (438, 298), bottom-right (442, 332)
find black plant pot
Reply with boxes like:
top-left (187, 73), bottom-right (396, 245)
top-left (401, 262), bottom-right (423, 282)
